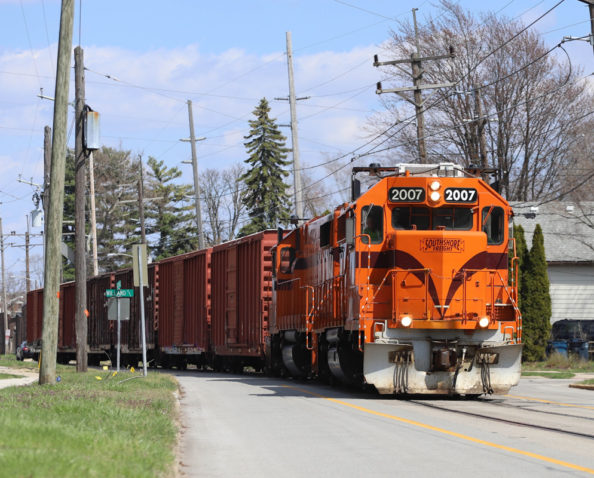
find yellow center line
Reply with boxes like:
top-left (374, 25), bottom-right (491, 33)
top-left (284, 385), bottom-right (594, 475)
top-left (505, 394), bottom-right (594, 411)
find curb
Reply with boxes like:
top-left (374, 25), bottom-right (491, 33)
top-left (569, 383), bottom-right (594, 391)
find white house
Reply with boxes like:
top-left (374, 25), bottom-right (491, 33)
top-left (510, 201), bottom-right (594, 324)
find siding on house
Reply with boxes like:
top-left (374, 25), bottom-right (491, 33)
top-left (511, 201), bottom-right (594, 325)
top-left (548, 265), bottom-right (594, 322)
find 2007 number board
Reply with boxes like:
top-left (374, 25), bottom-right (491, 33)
top-left (444, 188), bottom-right (477, 203)
top-left (388, 187), bottom-right (425, 203)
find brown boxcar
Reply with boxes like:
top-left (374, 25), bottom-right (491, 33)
top-left (86, 271), bottom-right (116, 364)
top-left (25, 288), bottom-right (44, 345)
top-left (210, 230), bottom-right (276, 371)
top-left (57, 281), bottom-right (76, 355)
top-left (158, 249), bottom-right (211, 368)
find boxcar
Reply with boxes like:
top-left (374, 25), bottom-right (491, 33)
top-left (210, 231), bottom-right (276, 372)
top-left (158, 249), bottom-right (211, 369)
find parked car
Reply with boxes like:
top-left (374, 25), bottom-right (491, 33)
top-left (16, 341), bottom-right (35, 361)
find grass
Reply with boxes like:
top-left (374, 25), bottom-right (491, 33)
top-left (576, 378), bottom-right (594, 386)
top-left (0, 372), bottom-right (23, 380)
top-left (0, 356), bottom-right (178, 478)
top-left (522, 353), bottom-right (594, 373)
top-left (521, 371), bottom-right (576, 379)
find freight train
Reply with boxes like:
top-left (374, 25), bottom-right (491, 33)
top-left (25, 162), bottom-right (522, 395)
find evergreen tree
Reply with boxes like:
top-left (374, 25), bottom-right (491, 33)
top-left (512, 224), bottom-right (528, 309)
top-left (521, 224), bottom-right (552, 361)
top-left (93, 147), bottom-right (140, 271)
top-left (145, 157), bottom-right (197, 259)
top-left (61, 149), bottom-right (76, 281)
top-left (239, 98), bottom-right (291, 236)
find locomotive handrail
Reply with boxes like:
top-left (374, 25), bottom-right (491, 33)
top-left (303, 285), bottom-right (315, 350)
top-left (355, 234), bottom-right (372, 321)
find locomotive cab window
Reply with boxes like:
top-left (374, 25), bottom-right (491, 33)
top-left (482, 206), bottom-right (505, 245)
top-left (278, 247), bottom-right (296, 274)
top-left (361, 205), bottom-right (383, 244)
top-left (392, 207), bottom-right (430, 230)
top-left (433, 207), bottom-right (473, 230)
top-left (320, 220), bottom-right (332, 247)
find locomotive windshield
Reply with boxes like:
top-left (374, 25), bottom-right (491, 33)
top-left (392, 206), bottom-right (473, 231)
top-left (361, 205), bottom-right (383, 244)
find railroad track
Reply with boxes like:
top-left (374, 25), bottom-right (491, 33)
top-left (408, 398), bottom-right (594, 440)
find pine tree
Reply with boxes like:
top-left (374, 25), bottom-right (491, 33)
top-left (61, 149), bottom-right (76, 281)
top-left (512, 224), bottom-right (528, 309)
top-left (145, 157), bottom-right (197, 259)
top-left (521, 224), bottom-right (552, 361)
top-left (93, 147), bottom-right (140, 271)
top-left (239, 98), bottom-right (292, 236)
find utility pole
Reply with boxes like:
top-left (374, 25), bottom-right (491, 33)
top-left (138, 155), bottom-right (146, 244)
top-left (186, 100), bottom-right (205, 250)
top-left (0, 218), bottom-right (7, 354)
top-left (74, 45), bottom-right (88, 372)
top-left (88, 151), bottom-right (99, 276)
top-left (25, 217), bottom-right (31, 294)
top-left (374, 8), bottom-right (455, 163)
top-left (40, 0), bottom-right (74, 385)
top-left (578, 0), bottom-right (594, 55)
top-left (285, 31), bottom-right (304, 221)
top-left (43, 125), bottom-right (52, 231)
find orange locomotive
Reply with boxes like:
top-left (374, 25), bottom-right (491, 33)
top-left (268, 163), bottom-right (522, 395)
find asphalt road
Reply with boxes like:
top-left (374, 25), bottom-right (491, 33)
top-left (176, 372), bottom-right (594, 477)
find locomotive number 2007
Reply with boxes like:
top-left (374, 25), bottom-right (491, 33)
top-left (444, 188), bottom-right (477, 203)
top-left (388, 187), bottom-right (426, 202)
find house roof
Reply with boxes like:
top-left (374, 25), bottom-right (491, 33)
top-left (510, 201), bottom-right (594, 264)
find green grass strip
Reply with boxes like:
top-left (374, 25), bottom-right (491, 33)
top-left (0, 373), bottom-right (23, 380)
top-left (522, 371), bottom-right (576, 379)
top-left (0, 361), bottom-right (178, 478)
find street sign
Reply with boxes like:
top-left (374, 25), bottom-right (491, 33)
top-left (105, 289), bottom-right (134, 298)
top-left (107, 297), bottom-right (130, 321)
top-left (116, 280), bottom-right (122, 289)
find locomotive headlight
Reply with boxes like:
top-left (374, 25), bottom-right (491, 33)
top-left (400, 315), bottom-right (412, 327)
top-left (429, 191), bottom-right (441, 202)
top-left (478, 317), bottom-right (490, 328)
top-left (430, 180), bottom-right (441, 191)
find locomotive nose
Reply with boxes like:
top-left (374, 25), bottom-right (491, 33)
top-left (393, 230), bottom-right (488, 320)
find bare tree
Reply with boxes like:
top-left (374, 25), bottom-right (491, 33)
top-left (200, 163), bottom-right (248, 245)
top-left (222, 164), bottom-right (247, 241)
top-left (371, 1), bottom-right (594, 200)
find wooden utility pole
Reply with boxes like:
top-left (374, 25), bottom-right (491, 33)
top-left (285, 31), bottom-right (304, 221)
top-left (374, 8), bottom-right (455, 163)
top-left (74, 45), bottom-right (88, 372)
top-left (0, 218), bottom-right (7, 354)
top-left (186, 100), bottom-right (205, 250)
top-left (88, 151), bottom-right (99, 276)
top-left (40, 0), bottom-right (75, 385)
top-left (138, 155), bottom-right (146, 244)
top-left (43, 126), bottom-right (52, 231)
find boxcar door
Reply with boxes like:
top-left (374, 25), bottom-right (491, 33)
top-left (226, 248), bottom-right (238, 344)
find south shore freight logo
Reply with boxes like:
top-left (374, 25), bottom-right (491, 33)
top-left (420, 238), bottom-right (465, 253)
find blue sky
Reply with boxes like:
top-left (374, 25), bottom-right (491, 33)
top-left (1, 0), bottom-right (593, 282)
